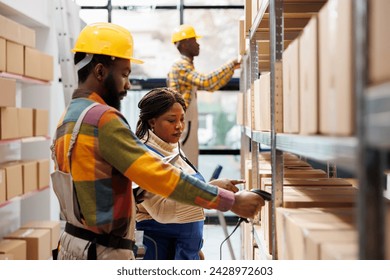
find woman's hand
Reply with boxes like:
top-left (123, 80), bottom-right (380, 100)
top-left (209, 179), bottom-right (245, 193)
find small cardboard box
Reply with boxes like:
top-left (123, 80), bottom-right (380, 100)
top-left (276, 207), bottom-right (356, 259)
top-left (0, 37), bottom-right (5, 71)
top-left (6, 41), bottom-right (24, 75)
top-left (262, 180), bottom-right (355, 255)
top-left (254, 72), bottom-right (271, 131)
top-left (319, 0), bottom-right (354, 136)
top-left (37, 159), bottom-right (50, 189)
top-left (0, 77), bottom-right (16, 107)
top-left (299, 16), bottom-right (319, 135)
top-left (24, 47), bottom-right (53, 81)
top-left (5, 228), bottom-right (51, 260)
top-left (33, 109), bottom-right (49, 136)
top-left (0, 253), bottom-right (13, 259)
top-left (0, 239), bottom-right (27, 260)
top-left (0, 161), bottom-right (23, 200)
top-left (283, 38), bottom-right (300, 133)
top-left (368, 0), bottom-right (390, 85)
top-left (0, 169), bottom-right (6, 204)
top-left (21, 160), bottom-right (38, 194)
top-left (18, 107), bottom-right (34, 138)
top-left (21, 220), bottom-right (61, 250)
top-left (0, 14), bottom-right (35, 47)
top-left (0, 107), bottom-right (19, 140)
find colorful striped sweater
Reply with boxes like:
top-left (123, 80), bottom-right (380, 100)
top-left (52, 89), bottom-right (234, 237)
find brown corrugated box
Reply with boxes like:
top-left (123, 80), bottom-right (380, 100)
top-left (0, 161), bottom-right (23, 200)
top-left (6, 41), bottom-right (24, 75)
top-left (319, 0), bottom-right (354, 136)
top-left (0, 14), bottom-right (35, 47)
top-left (21, 220), bottom-right (61, 250)
top-left (18, 107), bottom-right (34, 138)
top-left (5, 228), bottom-right (51, 260)
top-left (0, 107), bottom-right (19, 140)
top-left (33, 109), bottom-right (49, 136)
top-left (283, 37), bottom-right (300, 133)
top-left (368, 0), bottom-right (390, 85)
top-left (0, 239), bottom-right (27, 260)
top-left (276, 207), bottom-right (357, 259)
top-left (0, 169), bottom-right (6, 204)
top-left (299, 16), bottom-right (319, 135)
top-left (262, 179), bottom-right (355, 254)
top-left (24, 47), bottom-right (53, 81)
top-left (0, 37), bottom-right (5, 71)
top-left (254, 72), bottom-right (271, 131)
top-left (21, 160), bottom-right (38, 194)
top-left (0, 77), bottom-right (16, 107)
top-left (0, 253), bottom-right (13, 259)
top-left (37, 159), bottom-right (50, 189)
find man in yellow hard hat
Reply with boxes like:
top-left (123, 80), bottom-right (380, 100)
top-left (167, 24), bottom-right (241, 168)
top-left (51, 22), bottom-right (264, 260)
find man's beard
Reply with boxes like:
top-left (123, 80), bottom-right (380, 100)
top-left (102, 73), bottom-right (124, 111)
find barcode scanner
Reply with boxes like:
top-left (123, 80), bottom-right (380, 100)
top-left (250, 189), bottom-right (272, 201)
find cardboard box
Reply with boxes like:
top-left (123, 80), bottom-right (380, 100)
top-left (0, 239), bottom-right (27, 260)
top-left (283, 38), bottom-right (300, 133)
top-left (254, 72), bottom-right (271, 131)
top-left (299, 16), bottom-right (319, 134)
top-left (244, 0), bottom-right (252, 35)
top-left (276, 207), bottom-right (356, 259)
top-left (0, 37), bottom-right (5, 71)
top-left (238, 17), bottom-right (246, 55)
top-left (261, 177), bottom-right (353, 191)
top-left (21, 220), bottom-right (61, 250)
top-left (0, 169), bottom-right (5, 204)
top-left (33, 109), bottom-right (49, 136)
top-left (0, 107), bottom-right (19, 140)
top-left (21, 160), bottom-right (38, 194)
top-left (262, 181), bottom-right (356, 254)
top-left (0, 77), bottom-right (16, 107)
top-left (305, 228), bottom-right (357, 259)
top-left (18, 108), bottom-right (34, 138)
top-left (319, 0), bottom-right (354, 136)
top-left (368, 0), bottom-right (390, 85)
top-left (0, 161), bottom-right (23, 200)
top-left (5, 228), bottom-right (51, 260)
top-left (321, 242), bottom-right (357, 260)
top-left (0, 14), bottom-right (35, 47)
top-left (0, 254), bottom-right (13, 259)
top-left (6, 41), bottom-right (24, 75)
top-left (37, 159), bottom-right (50, 189)
top-left (24, 47), bottom-right (54, 81)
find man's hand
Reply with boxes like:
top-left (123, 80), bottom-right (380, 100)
top-left (230, 190), bottom-right (265, 219)
top-left (209, 179), bottom-right (243, 193)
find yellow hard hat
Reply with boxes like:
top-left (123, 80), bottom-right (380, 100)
top-left (171, 24), bottom-right (202, 44)
top-left (72, 22), bottom-right (143, 64)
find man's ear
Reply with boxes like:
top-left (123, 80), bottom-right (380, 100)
top-left (94, 63), bottom-right (105, 81)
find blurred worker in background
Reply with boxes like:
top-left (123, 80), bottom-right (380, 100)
top-left (167, 24), bottom-right (241, 168)
top-left (51, 22), bottom-right (264, 260)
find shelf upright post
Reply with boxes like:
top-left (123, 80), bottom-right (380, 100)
top-left (250, 38), bottom-right (260, 198)
top-left (354, 0), bottom-right (385, 259)
top-left (269, 0), bottom-right (284, 260)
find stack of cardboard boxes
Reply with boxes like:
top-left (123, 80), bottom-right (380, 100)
top-left (0, 13), bottom-right (52, 206)
top-left (0, 220), bottom-right (61, 260)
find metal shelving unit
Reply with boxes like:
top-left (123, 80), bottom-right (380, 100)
top-left (241, 0), bottom-right (387, 260)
